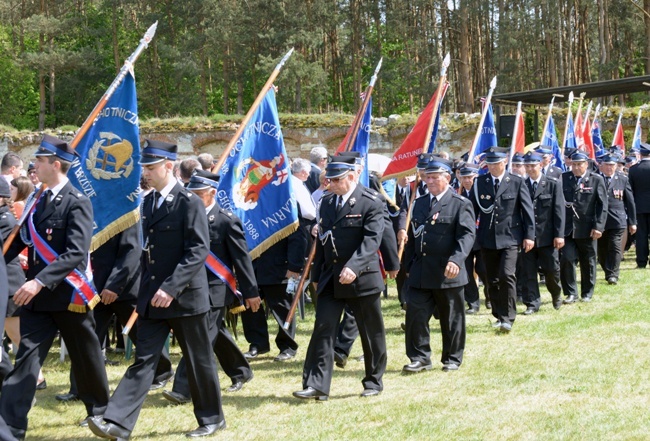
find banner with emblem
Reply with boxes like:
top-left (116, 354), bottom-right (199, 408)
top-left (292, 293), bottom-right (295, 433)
top-left (68, 71), bottom-right (141, 251)
top-left (336, 97), bottom-right (372, 187)
top-left (217, 87), bottom-right (298, 259)
top-left (382, 83), bottom-right (449, 180)
top-left (541, 115), bottom-right (566, 171)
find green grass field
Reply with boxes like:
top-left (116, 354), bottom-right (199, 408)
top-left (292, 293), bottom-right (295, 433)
top-left (16, 250), bottom-right (650, 440)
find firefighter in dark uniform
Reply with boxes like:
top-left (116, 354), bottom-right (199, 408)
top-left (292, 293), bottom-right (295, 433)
top-left (88, 140), bottom-right (225, 439)
top-left (457, 164), bottom-right (489, 314)
top-left (470, 148), bottom-right (535, 333)
top-left (294, 155), bottom-right (387, 400)
top-left (402, 158), bottom-right (475, 373)
top-left (2, 135), bottom-right (110, 440)
top-left (560, 151), bottom-right (608, 304)
top-left (520, 152), bottom-right (565, 313)
top-left (536, 145), bottom-right (563, 179)
top-left (163, 170), bottom-right (260, 405)
top-left (597, 154), bottom-right (636, 284)
top-left (627, 143), bottom-right (650, 268)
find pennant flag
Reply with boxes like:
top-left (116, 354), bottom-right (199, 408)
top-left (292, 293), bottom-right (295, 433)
top-left (611, 114), bottom-right (625, 153)
top-left (564, 111), bottom-right (577, 151)
top-left (68, 72), bottom-right (142, 251)
top-left (336, 97), bottom-right (372, 187)
top-left (217, 87), bottom-right (298, 259)
top-left (472, 102), bottom-right (498, 173)
top-left (632, 111), bottom-right (642, 151)
top-left (382, 83), bottom-right (449, 180)
top-left (591, 119), bottom-right (605, 158)
top-left (541, 115), bottom-right (566, 171)
top-left (582, 117), bottom-right (595, 159)
top-left (512, 108), bottom-right (526, 154)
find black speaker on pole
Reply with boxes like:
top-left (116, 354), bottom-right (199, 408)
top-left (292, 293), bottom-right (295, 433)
top-left (499, 115), bottom-right (516, 139)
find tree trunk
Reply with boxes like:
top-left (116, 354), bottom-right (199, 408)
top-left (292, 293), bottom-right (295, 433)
top-left (458, 0), bottom-right (474, 113)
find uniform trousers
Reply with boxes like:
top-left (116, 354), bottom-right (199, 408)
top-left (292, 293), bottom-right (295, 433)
top-left (68, 300), bottom-right (173, 395)
top-left (635, 213), bottom-right (650, 267)
top-left (0, 309), bottom-right (109, 430)
top-left (333, 307), bottom-right (358, 358)
top-left (597, 228), bottom-right (625, 279)
top-left (521, 246), bottom-right (562, 310)
top-left (405, 285), bottom-right (465, 366)
top-left (464, 249), bottom-right (487, 310)
top-left (481, 246), bottom-right (519, 325)
top-left (560, 237), bottom-right (597, 299)
top-left (302, 283), bottom-right (386, 395)
top-left (103, 313), bottom-right (223, 432)
top-left (241, 284), bottom-right (297, 354)
top-left (173, 306), bottom-right (252, 397)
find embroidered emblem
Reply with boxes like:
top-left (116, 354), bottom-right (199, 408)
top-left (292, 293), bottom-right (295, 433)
top-left (349, 197), bottom-right (356, 207)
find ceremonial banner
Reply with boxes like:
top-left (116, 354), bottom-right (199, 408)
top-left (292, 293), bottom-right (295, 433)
top-left (591, 119), bottom-right (605, 158)
top-left (217, 87), bottom-right (298, 259)
top-left (574, 109), bottom-right (584, 150)
top-left (512, 107), bottom-right (526, 154)
top-left (542, 115), bottom-right (566, 171)
top-left (382, 83), bottom-right (448, 180)
top-left (336, 97), bottom-right (373, 187)
top-left (472, 102), bottom-right (498, 174)
top-left (564, 111), bottom-right (577, 151)
top-left (632, 110), bottom-right (642, 151)
top-left (68, 72), bottom-right (141, 251)
top-left (611, 114), bottom-right (625, 153)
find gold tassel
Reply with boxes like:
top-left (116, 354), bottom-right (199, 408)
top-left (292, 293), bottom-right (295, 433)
top-left (86, 294), bottom-right (101, 310)
top-left (229, 305), bottom-right (246, 315)
top-left (68, 303), bottom-right (88, 313)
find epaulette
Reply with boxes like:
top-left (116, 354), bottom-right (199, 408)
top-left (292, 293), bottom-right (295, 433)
top-left (546, 175), bottom-right (558, 182)
top-left (219, 208), bottom-right (233, 217)
top-left (70, 191), bottom-right (83, 199)
top-left (361, 187), bottom-right (378, 200)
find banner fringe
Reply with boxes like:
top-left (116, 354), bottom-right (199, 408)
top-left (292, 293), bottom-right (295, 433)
top-left (90, 209), bottom-right (140, 252)
top-left (249, 221), bottom-right (299, 261)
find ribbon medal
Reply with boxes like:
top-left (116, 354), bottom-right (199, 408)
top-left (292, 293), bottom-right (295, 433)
top-left (46, 228), bottom-right (53, 241)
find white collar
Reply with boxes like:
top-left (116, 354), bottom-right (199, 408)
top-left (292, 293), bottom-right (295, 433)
top-left (48, 177), bottom-right (69, 199)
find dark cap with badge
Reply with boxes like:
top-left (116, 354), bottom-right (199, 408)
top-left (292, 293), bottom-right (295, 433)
top-left (186, 169), bottom-right (220, 191)
top-left (416, 153), bottom-right (433, 170)
top-left (511, 153), bottom-right (525, 164)
top-left (140, 139), bottom-right (178, 165)
top-left (598, 154), bottom-right (618, 165)
top-left (523, 151), bottom-right (543, 164)
top-left (570, 151), bottom-right (590, 162)
top-left (325, 155), bottom-right (356, 179)
top-left (534, 145), bottom-right (553, 156)
top-left (27, 162), bottom-right (35, 172)
top-left (563, 147), bottom-right (578, 158)
top-left (425, 157), bottom-right (453, 174)
top-left (459, 163), bottom-right (479, 176)
top-left (638, 142), bottom-right (650, 156)
top-left (484, 147), bottom-right (509, 164)
top-left (34, 134), bottom-right (77, 163)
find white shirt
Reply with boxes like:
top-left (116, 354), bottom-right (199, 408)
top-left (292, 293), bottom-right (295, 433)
top-left (291, 174), bottom-right (316, 221)
top-left (337, 182), bottom-right (357, 207)
top-left (430, 186), bottom-right (449, 204)
top-left (47, 177), bottom-right (70, 200)
top-left (205, 201), bottom-right (216, 215)
top-left (153, 178), bottom-right (177, 209)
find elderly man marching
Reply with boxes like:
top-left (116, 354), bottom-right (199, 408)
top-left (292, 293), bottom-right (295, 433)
top-left (294, 155), bottom-right (387, 400)
top-left (402, 158), bottom-right (475, 373)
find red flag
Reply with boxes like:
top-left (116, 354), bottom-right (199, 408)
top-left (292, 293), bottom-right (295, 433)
top-left (582, 117), bottom-right (595, 159)
top-left (383, 83), bottom-right (448, 180)
top-left (574, 109), bottom-right (584, 149)
top-left (513, 110), bottom-right (525, 154)
top-left (611, 115), bottom-right (625, 153)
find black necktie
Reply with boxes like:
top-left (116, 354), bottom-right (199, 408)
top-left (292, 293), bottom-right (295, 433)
top-left (336, 196), bottom-right (343, 213)
top-left (532, 181), bottom-right (537, 194)
top-left (152, 191), bottom-right (160, 215)
top-left (40, 189), bottom-right (51, 212)
top-left (430, 196), bottom-right (437, 210)
top-left (605, 176), bottom-right (611, 188)
top-left (542, 167), bottom-right (547, 175)
top-left (494, 178), bottom-right (500, 194)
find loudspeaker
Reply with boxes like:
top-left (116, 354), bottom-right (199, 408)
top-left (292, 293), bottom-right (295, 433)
top-left (499, 115), bottom-right (516, 139)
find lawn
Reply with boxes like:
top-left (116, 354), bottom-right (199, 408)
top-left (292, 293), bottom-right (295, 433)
top-left (16, 250), bottom-right (650, 440)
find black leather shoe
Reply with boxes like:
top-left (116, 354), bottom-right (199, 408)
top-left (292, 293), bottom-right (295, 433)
top-left (523, 307), bottom-right (538, 315)
top-left (8, 425), bottom-right (25, 441)
top-left (580, 296), bottom-right (592, 302)
top-left (162, 390), bottom-right (191, 405)
top-left (442, 363), bottom-right (460, 372)
top-left (35, 379), bottom-right (47, 390)
top-left (226, 373), bottom-right (253, 393)
top-left (360, 388), bottom-right (381, 397)
top-left (607, 277), bottom-right (618, 285)
top-left (553, 298), bottom-right (563, 310)
top-left (87, 417), bottom-right (131, 440)
top-left (485, 300), bottom-right (492, 310)
top-left (243, 347), bottom-right (269, 359)
top-left (402, 360), bottom-right (433, 373)
top-left (150, 369), bottom-right (175, 391)
top-left (79, 414), bottom-right (101, 427)
top-left (334, 352), bottom-right (348, 369)
top-left (563, 295), bottom-right (577, 304)
top-left (185, 420), bottom-right (226, 437)
top-left (274, 350), bottom-right (295, 362)
top-left (55, 392), bottom-right (79, 402)
top-left (292, 387), bottom-right (328, 401)
top-left (466, 307), bottom-right (479, 315)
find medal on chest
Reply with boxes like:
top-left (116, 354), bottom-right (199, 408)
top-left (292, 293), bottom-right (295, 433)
top-left (46, 228), bottom-right (53, 241)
